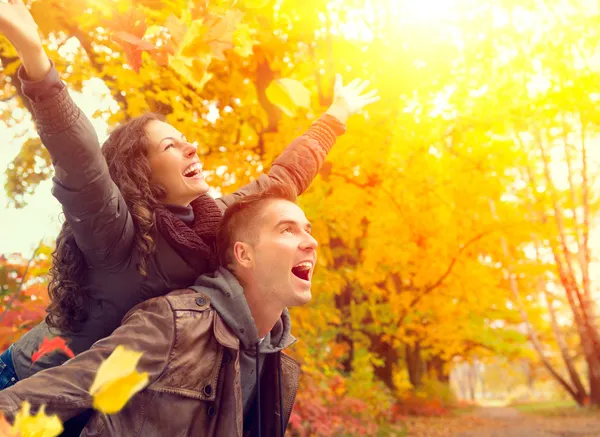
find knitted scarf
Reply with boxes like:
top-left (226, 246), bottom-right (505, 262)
top-left (154, 194), bottom-right (223, 273)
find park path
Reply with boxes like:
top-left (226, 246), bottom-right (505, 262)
top-left (453, 406), bottom-right (600, 437)
top-left (401, 405), bottom-right (600, 437)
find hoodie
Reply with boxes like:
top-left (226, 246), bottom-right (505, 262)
top-left (191, 267), bottom-right (296, 427)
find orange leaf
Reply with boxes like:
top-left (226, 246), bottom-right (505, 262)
top-left (109, 7), bottom-right (152, 72)
top-left (0, 414), bottom-right (17, 436)
top-left (31, 337), bottom-right (75, 364)
top-left (204, 10), bottom-right (244, 60)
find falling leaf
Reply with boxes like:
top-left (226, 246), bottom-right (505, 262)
top-left (0, 414), bottom-right (17, 437)
top-left (12, 402), bottom-right (62, 437)
top-left (31, 337), bottom-right (74, 364)
top-left (89, 346), bottom-right (149, 415)
top-left (266, 78), bottom-right (311, 116)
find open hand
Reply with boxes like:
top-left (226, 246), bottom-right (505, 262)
top-left (0, 0), bottom-right (50, 80)
top-left (326, 74), bottom-right (380, 124)
top-left (0, 0), bottom-right (42, 55)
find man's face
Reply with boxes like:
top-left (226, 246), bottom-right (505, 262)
top-left (247, 199), bottom-right (318, 308)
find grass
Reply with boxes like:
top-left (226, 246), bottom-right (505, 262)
top-left (511, 400), bottom-right (599, 417)
top-left (452, 404), bottom-right (478, 416)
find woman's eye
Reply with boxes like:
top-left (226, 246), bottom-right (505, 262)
top-left (164, 143), bottom-right (174, 150)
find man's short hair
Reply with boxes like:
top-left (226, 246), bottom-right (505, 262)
top-left (216, 184), bottom-right (298, 267)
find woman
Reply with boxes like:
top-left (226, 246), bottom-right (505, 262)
top-left (0, 0), bottom-right (379, 386)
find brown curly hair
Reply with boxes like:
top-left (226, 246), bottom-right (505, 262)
top-left (46, 113), bottom-right (167, 333)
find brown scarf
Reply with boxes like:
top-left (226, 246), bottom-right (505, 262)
top-left (154, 194), bottom-right (223, 273)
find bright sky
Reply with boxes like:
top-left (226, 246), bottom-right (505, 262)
top-left (0, 85), bottom-right (110, 256)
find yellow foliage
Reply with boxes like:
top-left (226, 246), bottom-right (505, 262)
top-left (266, 79), bottom-right (311, 116)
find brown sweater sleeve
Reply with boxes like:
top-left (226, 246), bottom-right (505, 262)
top-left (17, 63), bottom-right (135, 268)
top-left (216, 114), bottom-right (346, 209)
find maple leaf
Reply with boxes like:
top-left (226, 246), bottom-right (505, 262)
top-left (108, 7), bottom-right (156, 73)
top-left (204, 10), bottom-right (244, 61)
top-left (169, 54), bottom-right (213, 90)
top-left (266, 78), bottom-right (311, 116)
top-left (89, 346), bottom-right (149, 415)
top-left (31, 337), bottom-right (74, 364)
top-left (12, 403), bottom-right (62, 437)
top-left (0, 414), bottom-right (17, 437)
top-left (164, 15), bottom-right (188, 47)
top-left (177, 20), bottom-right (209, 58)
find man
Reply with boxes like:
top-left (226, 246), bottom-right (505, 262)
top-left (0, 184), bottom-right (317, 437)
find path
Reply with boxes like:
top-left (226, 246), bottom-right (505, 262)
top-left (454, 406), bottom-right (600, 437)
top-left (402, 405), bottom-right (600, 437)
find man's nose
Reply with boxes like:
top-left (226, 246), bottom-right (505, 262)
top-left (300, 233), bottom-right (318, 251)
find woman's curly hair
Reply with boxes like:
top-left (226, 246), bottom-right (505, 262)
top-left (46, 113), bottom-right (167, 333)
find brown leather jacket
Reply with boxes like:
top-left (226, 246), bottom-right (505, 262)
top-left (0, 288), bottom-right (299, 437)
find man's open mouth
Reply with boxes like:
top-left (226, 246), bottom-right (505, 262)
top-left (291, 261), bottom-right (312, 282)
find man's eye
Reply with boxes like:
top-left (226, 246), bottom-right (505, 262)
top-left (282, 227), bottom-right (293, 234)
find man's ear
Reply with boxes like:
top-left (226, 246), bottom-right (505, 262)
top-left (232, 241), bottom-right (253, 268)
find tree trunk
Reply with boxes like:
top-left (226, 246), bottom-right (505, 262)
top-left (406, 341), bottom-right (425, 388)
top-left (370, 333), bottom-right (398, 391)
top-left (427, 355), bottom-right (449, 383)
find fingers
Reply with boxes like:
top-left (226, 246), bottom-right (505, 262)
top-left (361, 89), bottom-right (378, 99)
top-left (363, 96), bottom-right (380, 105)
top-left (355, 79), bottom-right (371, 94)
top-left (346, 78), bottom-right (361, 89)
top-left (334, 73), bottom-right (342, 96)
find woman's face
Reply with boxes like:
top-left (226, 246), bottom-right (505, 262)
top-left (145, 120), bottom-right (210, 206)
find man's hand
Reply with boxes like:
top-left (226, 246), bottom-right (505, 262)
top-left (325, 74), bottom-right (380, 124)
top-left (0, 0), bottom-right (50, 80)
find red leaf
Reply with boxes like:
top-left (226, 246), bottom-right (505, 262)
top-left (109, 7), bottom-right (152, 73)
top-left (113, 31), bottom-right (156, 51)
top-left (31, 337), bottom-right (75, 364)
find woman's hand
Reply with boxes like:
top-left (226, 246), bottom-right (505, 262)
top-left (325, 74), bottom-right (380, 124)
top-left (0, 0), bottom-right (50, 80)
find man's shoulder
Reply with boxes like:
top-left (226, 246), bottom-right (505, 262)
top-left (124, 288), bottom-right (212, 321)
top-left (164, 288), bottom-right (211, 312)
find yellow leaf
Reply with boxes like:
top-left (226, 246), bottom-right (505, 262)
top-left (12, 402), bottom-right (62, 437)
top-left (265, 78), bottom-right (311, 116)
top-left (169, 55), bottom-right (213, 90)
top-left (233, 23), bottom-right (255, 58)
top-left (204, 10), bottom-right (244, 60)
top-left (165, 15), bottom-right (188, 46)
top-left (92, 371), bottom-right (149, 415)
top-left (144, 25), bottom-right (164, 38)
top-left (242, 0), bottom-right (270, 7)
top-left (89, 346), bottom-right (149, 415)
top-left (177, 20), bottom-right (209, 58)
